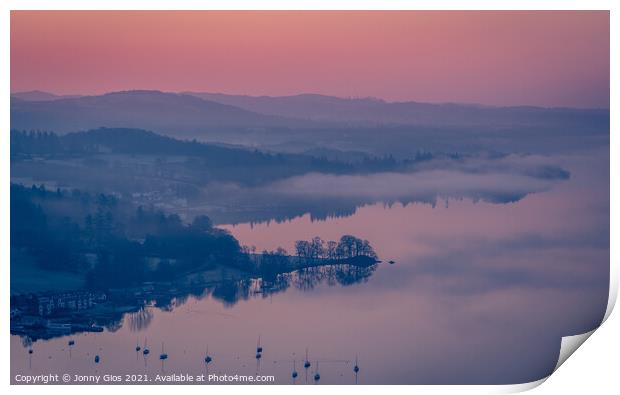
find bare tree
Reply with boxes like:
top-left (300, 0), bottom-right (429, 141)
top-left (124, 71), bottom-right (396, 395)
top-left (310, 237), bottom-right (325, 259)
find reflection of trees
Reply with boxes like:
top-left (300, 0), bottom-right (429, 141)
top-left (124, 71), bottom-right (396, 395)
top-left (292, 263), bottom-right (378, 291)
top-left (332, 264), bottom-right (377, 286)
top-left (15, 262), bottom-right (378, 344)
top-left (21, 336), bottom-right (33, 349)
top-left (104, 318), bottom-right (124, 333)
top-left (127, 307), bottom-right (153, 332)
top-left (204, 262), bottom-right (377, 307)
top-left (155, 294), bottom-right (190, 312)
top-left (294, 267), bottom-right (327, 291)
top-left (258, 248), bottom-right (289, 279)
top-left (210, 279), bottom-right (252, 308)
top-left (259, 273), bottom-right (291, 298)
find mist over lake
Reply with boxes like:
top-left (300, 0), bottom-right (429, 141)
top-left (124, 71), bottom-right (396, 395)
top-left (10, 104), bottom-right (609, 384)
top-left (11, 146), bottom-right (608, 384)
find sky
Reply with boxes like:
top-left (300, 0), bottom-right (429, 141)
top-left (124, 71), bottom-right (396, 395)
top-left (10, 11), bottom-right (610, 108)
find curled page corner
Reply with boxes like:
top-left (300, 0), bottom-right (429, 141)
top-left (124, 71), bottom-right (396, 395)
top-left (522, 287), bottom-right (617, 391)
top-left (553, 329), bottom-right (596, 373)
top-left (508, 329), bottom-right (598, 394)
top-left (551, 279), bottom-right (618, 373)
top-left (603, 279), bottom-right (618, 323)
top-left (502, 377), bottom-right (548, 393)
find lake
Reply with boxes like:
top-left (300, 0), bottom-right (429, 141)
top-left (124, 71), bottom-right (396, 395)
top-left (10, 150), bottom-right (609, 384)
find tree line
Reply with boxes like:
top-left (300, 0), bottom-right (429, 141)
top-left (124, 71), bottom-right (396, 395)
top-left (295, 235), bottom-right (377, 261)
top-left (10, 184), bottom-right (249, 289)
top-left (12, 183), bottom-right (379, 291)
top-left (252, 235), bottom-right (378, 282)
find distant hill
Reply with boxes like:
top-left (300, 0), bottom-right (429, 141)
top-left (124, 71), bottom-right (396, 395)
top-left (11, 90), bottom-right (609, 144)
top-left (11, 127), bottom-right (296, 163)
top-left (11, 90), bottom-right (82, 101)
top-left (10, 127), bottom-right (361, 185)
top-left (10, 90), bottom-right (309, 136)
top-left (183, 91), bottom-right (609, 129)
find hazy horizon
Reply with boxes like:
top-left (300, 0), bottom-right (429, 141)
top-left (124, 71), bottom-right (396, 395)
top-left (10, 88), bottom-right (611, 110)
top-left (11, 11), bottom-right (609, 108)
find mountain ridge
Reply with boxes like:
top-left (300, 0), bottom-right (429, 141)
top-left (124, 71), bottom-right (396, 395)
top-left (10, 90), bottom-right (311, 135)
top-left (11, 90), bottom-right (609, 140)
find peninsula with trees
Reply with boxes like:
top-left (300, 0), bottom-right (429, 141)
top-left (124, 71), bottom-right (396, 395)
top-left (10, 182), bottom-right (379, 339)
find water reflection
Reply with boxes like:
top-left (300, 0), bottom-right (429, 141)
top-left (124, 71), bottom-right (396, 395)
top-left (211, 279), bottom-right (253, 307)
top-left (294, 264), bottom-right (377, 291)
top-left (127, 308), bottom-right (153, 332)
top-left (194, 154), bottom-right (572, 225)
top-left (11, 262), bottom-right (378, 342)
top-left (9, 151), bottom-right (608, 384)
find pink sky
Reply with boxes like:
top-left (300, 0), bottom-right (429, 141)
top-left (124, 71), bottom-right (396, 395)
top-left (11, 11), bottom-right (609, 108)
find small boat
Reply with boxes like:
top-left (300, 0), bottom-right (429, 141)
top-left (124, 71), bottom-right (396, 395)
top-left (28, 349), bottom-right (33, 355)
top-left (204, 346), bottom-right (212, 364)
top-left (68, 340), bottom-right (75, 346)
top-left (94, 355), bottom-right (100, 363)
top-left (304, 348), bottom-right (311, 368)
top-left (143, 338), bottom-right (150, 355)
top-left (388, 260), bottom-right (395, 265)
top-left (314, 362), bottom-right (321, 382)
top-left (142, 337), bottom-right (151, 356)
top-left (159, 343), bottom-right (168, 360)
top-left (292, 360), bottom-right (298, 379)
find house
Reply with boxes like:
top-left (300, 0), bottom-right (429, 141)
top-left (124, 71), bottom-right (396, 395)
top-left (10, 291), bottom-right (99, 317)
top-left (35, 291), bottom-right (96, 316)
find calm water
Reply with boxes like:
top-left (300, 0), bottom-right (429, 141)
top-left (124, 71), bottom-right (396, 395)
top-left (11, 151), bottom-right (609, 384)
